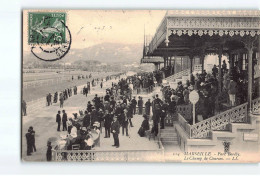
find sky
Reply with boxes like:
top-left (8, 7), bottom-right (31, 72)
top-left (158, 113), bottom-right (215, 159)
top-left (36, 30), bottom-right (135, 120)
top-left (23, 10), bottom-right (167, 52)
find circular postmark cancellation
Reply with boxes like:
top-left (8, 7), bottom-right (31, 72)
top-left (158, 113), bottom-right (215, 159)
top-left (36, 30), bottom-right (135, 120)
top-left (28, 12), bottom-right (71, 61)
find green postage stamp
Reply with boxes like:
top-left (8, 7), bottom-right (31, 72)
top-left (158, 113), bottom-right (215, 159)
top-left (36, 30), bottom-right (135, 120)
top-left (28, 12), bottom-right (66, 44)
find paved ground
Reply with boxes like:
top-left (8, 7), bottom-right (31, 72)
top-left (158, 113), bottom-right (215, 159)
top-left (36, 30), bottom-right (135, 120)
top-left (22, 77), bottom-right (159, 162)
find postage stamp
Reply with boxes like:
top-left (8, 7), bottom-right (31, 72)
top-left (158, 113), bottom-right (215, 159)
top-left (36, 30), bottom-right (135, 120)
top-left (27, 11), bottom-right (71, 62)
top-left (28, 12), bottom-right (66, 44)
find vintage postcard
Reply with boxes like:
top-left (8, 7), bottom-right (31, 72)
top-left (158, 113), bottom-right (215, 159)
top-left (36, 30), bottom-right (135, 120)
top-left (22, 10), bottom-right (260, 162)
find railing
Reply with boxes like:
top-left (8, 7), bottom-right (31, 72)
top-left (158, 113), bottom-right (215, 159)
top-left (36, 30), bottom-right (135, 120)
top-left (252, 97), bottom-right (260, 115)
top-left (177, 113), bottom-right (191, 137)
top-left (176, 104), bottom-right (192, 121)
top-left (165, 69), bottom-right (189, 82)
top-left (23, 77), bottom-right (71, 89)
top-left (52, 148), bottom-right (164, 162)
top-left (194, 64), bottom-right (202, 73)
top-left (189, 102), bottom-right (248, 139)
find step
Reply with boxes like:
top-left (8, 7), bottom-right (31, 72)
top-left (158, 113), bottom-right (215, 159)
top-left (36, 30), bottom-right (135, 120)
top-left (161, 134), bottom-right (177, 138)
top-left (160, 129), bottom-right (176, 132)
top-left (161, 140), bottom-right (178, 145)
top-left (161, 137), bottom-right (178, 141)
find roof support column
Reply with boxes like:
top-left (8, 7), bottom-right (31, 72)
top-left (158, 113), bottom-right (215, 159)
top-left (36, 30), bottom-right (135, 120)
top-left (218, 47), bottom-right (223, 93)
top-left (169, 56), bottom-right (172, 75)
top-left (189, 55), bottom-right (194, 75)
top-left (181, 57), bottom-right (183, 71)
top-left (173, 56), bottom-right (176, 75)
top-left (154, 63), bottom-right (159, 71)
top-left (246, 45), bottom-right (253, 112)
top-left (238, 52), bottom-right (243, 73)
top-left (243, 36), bottom-right (257, 112)
top-left (200, 54), bottom-right (205, 72)
top-left (163, 56), bottom-right (166, 68)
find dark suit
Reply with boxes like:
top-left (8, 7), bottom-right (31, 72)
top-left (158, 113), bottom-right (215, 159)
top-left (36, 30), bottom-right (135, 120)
top-left (56, 113), bottom-right (61, 131)
top-left (111, 120), bottom-right (120, 147)
top-left (62, 113), bottom-right (67, 131)
top-left (131, 99), bottom-right (137, 115)
top-left (25, 132), bottom-right (33, 155)
top-left (104, 114), bottom-right (112, 138)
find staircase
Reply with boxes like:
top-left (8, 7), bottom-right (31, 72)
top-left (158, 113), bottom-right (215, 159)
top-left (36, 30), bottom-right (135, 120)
top-left (160, 127), bottom-right (178, 145)
top-left (164, 69), bottom-right (190, 89)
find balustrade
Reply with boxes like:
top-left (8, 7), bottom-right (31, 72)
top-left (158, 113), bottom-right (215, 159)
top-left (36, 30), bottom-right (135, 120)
top-left (53, 149), bottom-right (164, 162)
top-left (189, 103), bottom-right (248, 139)
top-left (177, 113), bottom-right (191, 137)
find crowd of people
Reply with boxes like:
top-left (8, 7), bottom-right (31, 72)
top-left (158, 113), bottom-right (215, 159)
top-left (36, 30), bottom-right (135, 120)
top-left (45, 86), bottom-right (78, 108)
top-left (160, 60), bottom-right (250, 124)
top-left (51, 75), bottom-right (171, 156)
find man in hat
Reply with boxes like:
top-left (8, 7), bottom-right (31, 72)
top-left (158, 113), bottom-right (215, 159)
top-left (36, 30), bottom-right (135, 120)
top-left (46, 141), bottom-right (52, 161)
top-left (160, 102), bottom-right (168, 129)
top-left (82, 111), bottom-right (91, 128)
top-left (111, 115), bottom-right (120, 148)
top-left (25, 127), bottom-right (33, 156)
top-left (138, 96), bottom-right (143, 115)
top-left (104, 92), bottom-right (110, 102)
top-left (67, 118), bottom-right (73, 134)
top-left (90, 107), bottom-right (98, 127)
top-left (145, 99), bottom-right (151, 116)
top-left (29, 126), bottom-right (36, 152)
top-left (130, 97), bottom-right (137, 115)
top-left (104, 110), bottom-right (112, 138)
top-left (122, 109), bottom-right (129, 136)
top-left (56, 110), bottom-right (61, 131)
top-left (87, 101), bottom-right (93, 112)
top-left (62, 110), bottom-right (68, 131)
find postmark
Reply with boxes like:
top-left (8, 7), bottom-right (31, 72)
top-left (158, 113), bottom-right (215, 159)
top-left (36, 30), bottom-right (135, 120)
top-left (28, 12), bottom-right (71, 61)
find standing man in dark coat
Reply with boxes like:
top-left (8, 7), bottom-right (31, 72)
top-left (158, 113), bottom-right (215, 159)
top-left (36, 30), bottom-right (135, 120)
top-left (87, 101), bottom-right (93, 112)
top-left (25, 128), bottom-right (33, 156)
top-left (62, 110), bottom-right (68, 131)
top-left (111, 115), bottom-right (120, 148)
top-left (82, 111), bottom-right (91, 128)
top-left (138, 97), bottom-right (143, 115)
top-left (29, 126), bottom-right (36, 152)
top-left (46, 141), bottom-right (52, 161)
top-left (145, 99), bottom-right (152, 116)
top-left (56, 110), bottom-right (61, 131)
top-left (131, 97), bottom-right (137, 115)
top-left (104, 110), bottom-right (112, 138)
top-left (160, 102), bottom-right (168, 129)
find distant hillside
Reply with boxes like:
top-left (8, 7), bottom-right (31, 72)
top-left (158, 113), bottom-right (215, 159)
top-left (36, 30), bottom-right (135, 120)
top-left (23, 42), bottom-right (143, 64)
